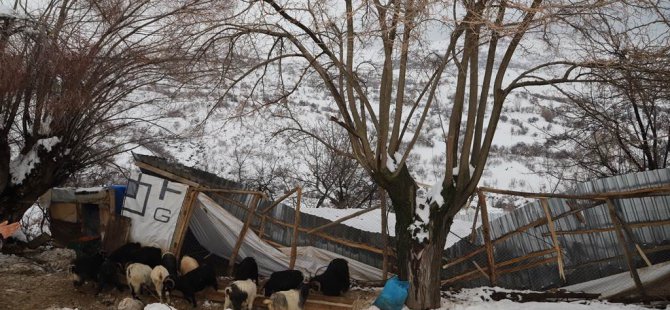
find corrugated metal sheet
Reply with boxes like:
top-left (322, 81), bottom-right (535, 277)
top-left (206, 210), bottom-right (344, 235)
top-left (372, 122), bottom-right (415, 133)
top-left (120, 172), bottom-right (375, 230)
top-left (443, 168), bottom-right (670, 290)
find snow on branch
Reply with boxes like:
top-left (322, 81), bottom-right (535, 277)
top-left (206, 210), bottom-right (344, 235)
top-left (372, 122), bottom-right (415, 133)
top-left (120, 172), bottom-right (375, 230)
top-left (9, 137), bottom-right (61, 185)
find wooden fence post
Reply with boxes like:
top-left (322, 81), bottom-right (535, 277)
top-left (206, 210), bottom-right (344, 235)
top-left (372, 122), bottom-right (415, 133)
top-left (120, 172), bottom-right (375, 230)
top-left (606, 199), bottom-right (646, 297)
top-left (171, 188), bottom-right (198, 258)
top-left (228, 194), bottom-right (261, 274)
top-left (258, 215), bottom-right (268, 240)
top-left (289, 187), bottom-right (303, 270)
top-left (478, 190), bottom-right (497, 286)
top-left (609, 208), bottom-right (653, 268)
top-left (540, 198), bottom-right (566, 281)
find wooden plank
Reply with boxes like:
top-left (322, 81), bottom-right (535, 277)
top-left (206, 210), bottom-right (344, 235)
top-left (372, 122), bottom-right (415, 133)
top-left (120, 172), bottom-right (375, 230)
top-left (135, 161), bottom-right (200, 187)
top-left (442, 248), bottom-right (557, 285)
top-left (470, 198), bottom-right (481, 244)
top-left (565, 199), bottom-right (586, 223)
top-left (546, 219), bottom-right (670, 236)
top-left (635, 244), bottom-right (653, 267)
top-left (611, 208), bottom-right (654, 269)
top-left (478, 190), bottom-right (497, 285)
top-left (193, 186), bottom-right (267, 198)
top-left (498, 256), bottom-right (558, 275)
top-left (260, 187), bottom-right (299, 214)
top-left (472, 261), bottom-right (490, 280)
top-left (258, 215), bottom-right (268, 240)
top-left (606, 199), bottom-right (646, 297)
top-left (442, 247), bottom-right (486, 269)
top-left (101, 215), bottom-right (131, 253)
top-left (289, 187), bottom-right (303, 270)
top-left (479, 184), bottom-right (670, 200)
top-left (306, 205), bottom-right (381, 234)
top-left (202, 291), bottom-right (354, 310)
top-left (262, 215), bottom-right (388, 255)
top-left (441, 266), bottom-right (485, 285)
top-left (170, 188), bottom-right (198, 257)
top-left (228, 195), bottom-right (261, 274)
top-left (540, 198), bottom-right (565, 281)
top-left (497, 247), bottom-right (556, 268)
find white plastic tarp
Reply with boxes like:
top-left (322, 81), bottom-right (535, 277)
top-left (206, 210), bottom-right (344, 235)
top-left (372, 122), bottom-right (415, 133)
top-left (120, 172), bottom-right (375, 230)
top-left (121, 172), bottom-right (188, 251)
top-left (190, 193), bottom-right (386, 281)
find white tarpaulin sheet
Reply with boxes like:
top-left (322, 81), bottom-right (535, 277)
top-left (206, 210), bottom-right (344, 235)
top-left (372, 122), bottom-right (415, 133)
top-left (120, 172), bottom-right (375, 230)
top-left (121, 172), bottom-right (188, 251)
top-left (190, 193), bottom-right (386, 281)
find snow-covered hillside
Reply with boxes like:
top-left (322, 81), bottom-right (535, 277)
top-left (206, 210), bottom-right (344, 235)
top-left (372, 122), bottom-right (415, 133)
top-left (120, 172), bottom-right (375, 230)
top-left (118, 59), bottom-right (567, 209)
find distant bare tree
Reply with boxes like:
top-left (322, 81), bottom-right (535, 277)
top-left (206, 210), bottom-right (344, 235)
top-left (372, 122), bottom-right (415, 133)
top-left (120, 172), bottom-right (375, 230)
top-left (228, 141), bottom-right (292, 200)
top-left (0, 0), bottom-right (210, 220)
top-left (541, 3), bottom-right (670, 181)
top-left (286, 121), bottom-right (376, 209)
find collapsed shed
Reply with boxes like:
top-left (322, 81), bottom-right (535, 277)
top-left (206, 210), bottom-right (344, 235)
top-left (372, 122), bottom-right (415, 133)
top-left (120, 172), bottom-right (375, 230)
top-left (120, 153), bottom-right (390, 282)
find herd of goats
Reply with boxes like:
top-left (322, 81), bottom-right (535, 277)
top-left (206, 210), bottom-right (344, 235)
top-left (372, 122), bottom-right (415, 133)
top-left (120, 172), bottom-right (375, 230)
top-left (70, 243), bottom-right (351, 309)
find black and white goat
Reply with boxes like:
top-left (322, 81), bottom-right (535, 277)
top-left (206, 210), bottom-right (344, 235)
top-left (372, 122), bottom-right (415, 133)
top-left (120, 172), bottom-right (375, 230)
top-left (223, 279), bottom-right (257, 310)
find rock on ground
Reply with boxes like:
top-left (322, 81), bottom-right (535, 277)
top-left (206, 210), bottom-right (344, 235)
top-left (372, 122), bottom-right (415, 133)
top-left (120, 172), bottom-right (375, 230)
top-left (118, 297), bottom-right (144, 310)
top-left (32, 248), bottom-right (76, 271)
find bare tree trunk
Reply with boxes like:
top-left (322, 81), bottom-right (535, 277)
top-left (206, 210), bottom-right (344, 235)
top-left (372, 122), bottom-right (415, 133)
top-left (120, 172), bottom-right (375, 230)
top-left (380, 164), bottom-right (454, 309)
top-left (406, 215), bottom-right (451, 309)
top-left (379, 165), bottom-right (417, 281)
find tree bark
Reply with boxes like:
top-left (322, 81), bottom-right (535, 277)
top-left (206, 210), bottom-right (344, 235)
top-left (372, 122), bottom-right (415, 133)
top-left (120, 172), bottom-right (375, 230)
top-left (379, 165), bottom-right (417, 281)
top-left (0, 149), bottom-right (69, 221)
top-left (379, 164), bottom-right (456, 309)
top-left (406, 214), bottom-right (451, 309)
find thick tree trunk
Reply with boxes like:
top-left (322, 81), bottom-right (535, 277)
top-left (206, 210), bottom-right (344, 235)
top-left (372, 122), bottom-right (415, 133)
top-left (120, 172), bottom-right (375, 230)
top-left (380, 165), bottom-right (417, 281)
top-left (379, 164), bottom-right (456, 309)
top-left (0, 150), bottom-right (68, 221)
top-left (406, 216), bottom-right (451, 309)
top-left (0, 138), bottom-right (9, 197)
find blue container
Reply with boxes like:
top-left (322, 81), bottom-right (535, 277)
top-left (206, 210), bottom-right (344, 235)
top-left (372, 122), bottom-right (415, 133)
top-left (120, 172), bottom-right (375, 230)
top-left (109, 185), bottom-right (127, 215)
top-left (373, 276), bottom-right (410, 310)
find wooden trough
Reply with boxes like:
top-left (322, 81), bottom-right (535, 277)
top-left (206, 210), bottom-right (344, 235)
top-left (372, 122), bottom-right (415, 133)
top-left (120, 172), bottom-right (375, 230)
top-left (167, 278), bottom-right (371, 310)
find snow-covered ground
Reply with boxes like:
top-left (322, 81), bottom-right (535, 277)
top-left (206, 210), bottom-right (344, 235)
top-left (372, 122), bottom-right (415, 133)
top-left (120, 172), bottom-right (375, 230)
top-left (442, 287), bottom-right (655, 310)
top-left (366, 287), bottom-right (658, 310)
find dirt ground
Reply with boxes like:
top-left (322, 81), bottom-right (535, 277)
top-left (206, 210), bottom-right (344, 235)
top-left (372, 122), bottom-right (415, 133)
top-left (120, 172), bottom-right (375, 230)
top-left (0, 246), bottom-right (378, 310)
top-left (0, 247), bottom-right (231, 310)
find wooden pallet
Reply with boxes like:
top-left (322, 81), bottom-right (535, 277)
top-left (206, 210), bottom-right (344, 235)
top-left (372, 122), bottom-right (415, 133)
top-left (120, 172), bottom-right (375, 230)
top-left (202, 289), bottom-right (356, 310)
